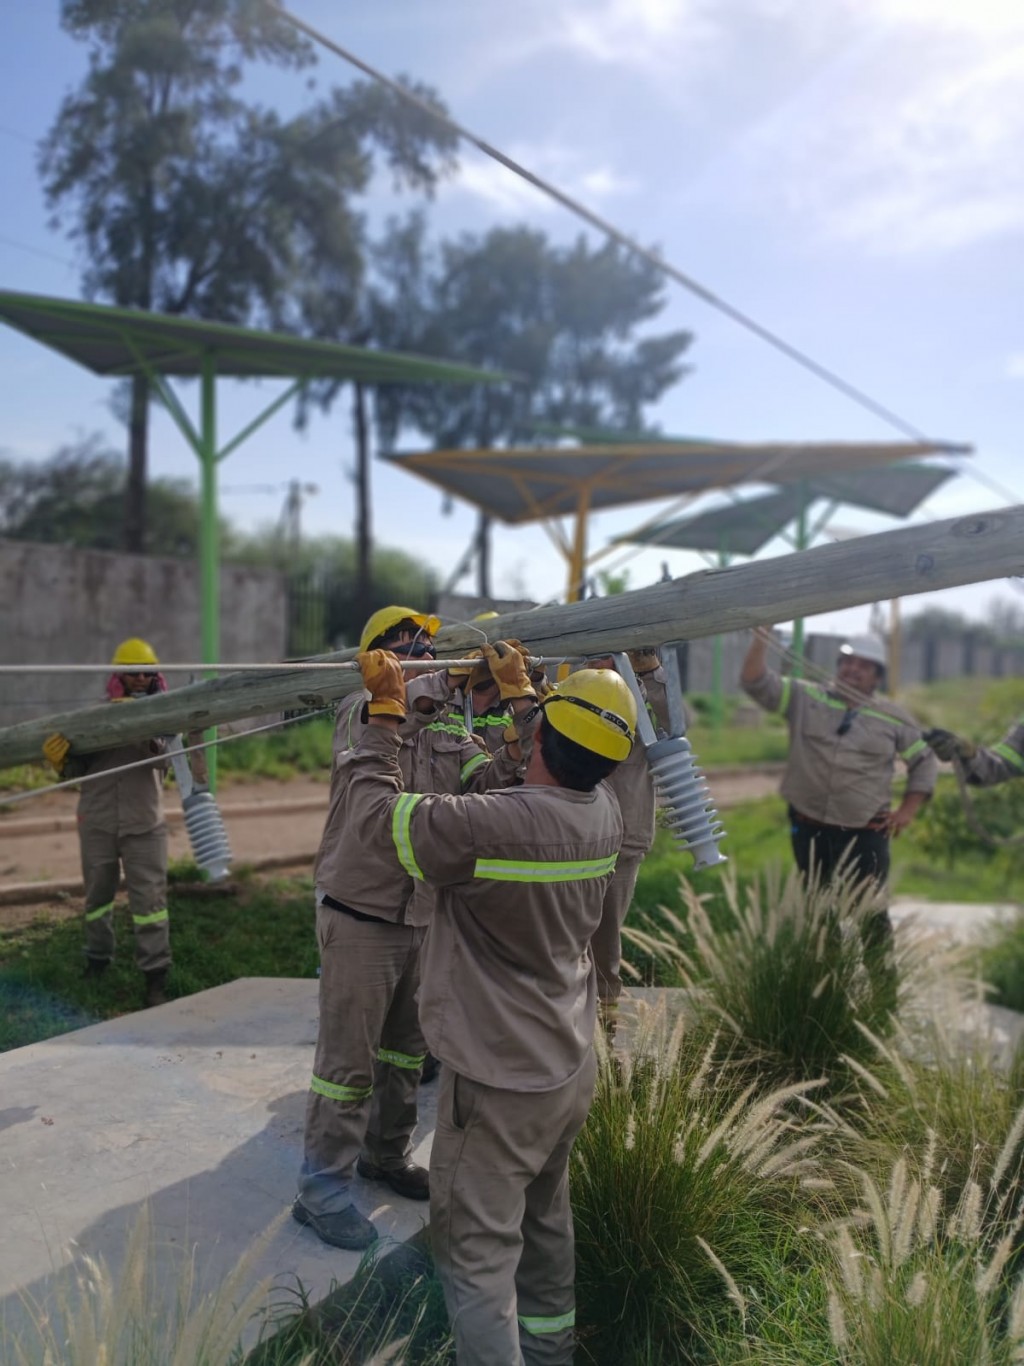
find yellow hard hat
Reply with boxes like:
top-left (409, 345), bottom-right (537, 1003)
top-left (543, 668), bottom-right (637, 762)
top-left (359, 606), bottom-right (441, 653)
top-left (111, 637), bottom-right (159, 668)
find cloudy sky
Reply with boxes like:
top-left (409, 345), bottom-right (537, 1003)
top-left (3, 1), bottom-right (1023, 640)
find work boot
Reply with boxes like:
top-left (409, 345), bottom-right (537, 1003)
top-left (420, 1052), bottom-right (441, 1085)
top-left (83, 957), bottom-right (110, 980)
top-left (143, 969), bottom-right (170, 1008)
top-left (356, 1158), bottom-right (430, 1201)
top-left (291, 1199), bottom-right (378, 1251)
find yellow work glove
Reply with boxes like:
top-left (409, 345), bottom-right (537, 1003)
top-left (484, 641), bottom-right (537, 702)
top-left (357, 649), bottom-right (408, 719)
top-left (446, 647), bottom-right (486, 687)
top-left (627, 648), bottom-right (661, 675)
top-left (43, 732), bottom-right (71, 776)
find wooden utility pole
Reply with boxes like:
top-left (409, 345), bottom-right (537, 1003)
top-left (2, 505), bottom-right (1021, 772)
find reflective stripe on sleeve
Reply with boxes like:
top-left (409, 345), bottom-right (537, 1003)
top-left (518, 1310), bottom-right (576, 1336)
top-left (460, 752), bottom-right (488, 784)
top-left (85, 901), bottom-right (115, 923)
top-left (473, 854), bottom-right (618, 884)
top-left (994, 742), bottom-right (1024, 773)
top-left (132, 908), bottom-right (169, 926)
top-left (900, 739), bottom-right (928, 761)
top-left (310, 1074), bottom-right (373, 1103)
top-left (777, 677), bottom-right (792, 715)
top-left (377, 1047), bottom-right (427, 1070)
top-left (392, 793), bottom-right (425, 880)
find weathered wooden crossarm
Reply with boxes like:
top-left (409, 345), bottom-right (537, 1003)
top-left (0, 505), bottom-right (1020, 771)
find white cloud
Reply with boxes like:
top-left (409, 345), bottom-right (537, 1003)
top-left (719, 8), bottom-right (1024, 256)
top-left (1006, 354), bottom-right (1024, 379)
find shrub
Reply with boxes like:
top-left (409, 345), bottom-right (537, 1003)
top-left (825, 1156), bottom-right (1024, 1365)
top-left (571, 1008), bottom-right (824, 1364)
top-left (670, 868), bottom-right (913, 1090)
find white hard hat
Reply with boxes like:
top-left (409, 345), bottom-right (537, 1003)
top-left (839, 634), bottom-right (887, 669)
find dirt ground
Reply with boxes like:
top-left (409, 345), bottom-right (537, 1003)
top-left (0, 767), bottom-right (781, 916)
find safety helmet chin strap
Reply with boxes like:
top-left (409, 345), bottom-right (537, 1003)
top-left (544, 692), bottom-right (634, 744)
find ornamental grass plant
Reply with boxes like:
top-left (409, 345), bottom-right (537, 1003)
top-left (666, 865), bottom-right (916, 1090)
top-left (824, 1154), bottom-right (1024, 1366)
top-left (571, 1006), bottom-right (828, 1364)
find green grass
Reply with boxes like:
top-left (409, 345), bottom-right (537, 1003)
top-left (0, 874), bottom-right (319, 1049)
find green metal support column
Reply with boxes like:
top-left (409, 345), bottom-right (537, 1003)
top-left (791, 481), bottom-right (809, 678)
top-left (199, 353), bottom-right (219, 791)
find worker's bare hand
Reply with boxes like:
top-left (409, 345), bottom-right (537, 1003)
top-left (884, 806), bottom-right (915, 838)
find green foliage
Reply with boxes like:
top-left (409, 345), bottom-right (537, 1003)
top-left (369, 217), bottom-right (694, 452)
top-left (823, 1156), bottom-right (1024, 1366)
top-left (572, 1019), bottom-right (822, 1364)
top-left (676, 870), bottom-right (906, 1089)
top-left (0, 437), bottom-right (231, 557)
top-left (217, 713), bottom-right (335, 780)
top-left (226, 534), bottom-right (440, 652)
top-left (903, 772), bottom-right (1024, 863)
top-left (978, 912), bottom-right (1024, 1012)
top-left (0, 876), bottom-right (318, 1048)
top-left (41, 0), bottom-right (457, 547)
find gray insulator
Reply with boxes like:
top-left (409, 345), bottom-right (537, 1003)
top-left (645, 735), bottom-right (728, 870)
top-left (181, 790), bottom-right (233, 882)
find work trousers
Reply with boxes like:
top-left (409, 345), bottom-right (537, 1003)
top-left (789, 807), bottom-right (896, 1009)
top-left (79, 825), bottom-right (170, 973)
top-left (431, 1049), bottom-right (598, 1366)
top-left (299, 904), bottom-right (426, 1216)
top-left (590, 852), bottom-right (643, 1010)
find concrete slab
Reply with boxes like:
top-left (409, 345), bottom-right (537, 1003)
top-left (0, 978), bottom-right (436, 1354)
top-left (890, 897), bottom-right (1020, 944)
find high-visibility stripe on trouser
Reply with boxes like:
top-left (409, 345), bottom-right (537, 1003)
top-left (85, 901), bottom-right (115, 923)
top-left (519, 1310), bottom-right (576, 1336)
top-left (431, 1052), bottom-right (596, 1366)
top-left (310, 1073), bottom-right (374, 1103)
top-left (132, 908), bottom-right (168, 926)
top-left (299, 905), bottom-right (425, 1216)
top-left (378, 1047), bottom-right (427, 1070)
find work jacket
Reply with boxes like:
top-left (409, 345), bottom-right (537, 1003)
top-left (313, 673), bottom-right (523, 925)
top-left (966, 718), bottom-right (1024, 787)
top-left (69, 694), bottom-right (166, 837)
top-left (744, 667), bottom-right (936, 828)
top-left (331, 723), bottom-right (623, 1090)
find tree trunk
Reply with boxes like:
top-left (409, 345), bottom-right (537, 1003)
top-left (353, 381), bottom-right (372, 616)
top-left (2, 505), bottom-right (1022, 770)
top-left (124, 373), bottom-right (149, 554)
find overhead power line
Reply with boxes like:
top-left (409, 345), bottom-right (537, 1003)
top-left (273, 3), bottom-right (938, 444)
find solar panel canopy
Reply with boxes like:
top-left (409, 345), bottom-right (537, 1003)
top-left (0, 290), bottom-right (504, 384)
top-left (617, 463), bottom-right (956, 556)
top-left (382, 441), bottom-right (968, 526)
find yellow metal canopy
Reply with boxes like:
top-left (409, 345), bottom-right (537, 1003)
top-left (381, 439), bottom-right (971, 599)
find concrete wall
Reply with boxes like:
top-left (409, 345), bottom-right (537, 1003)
top-left (0, 540), bottom-right (287, 729)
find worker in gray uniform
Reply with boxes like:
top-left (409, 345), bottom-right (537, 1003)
top-left (338, 642), bottom-right (636, 1366)
top-left (294, 606), bottom-right (528, 1253)
top-left (583, 649), bottom-right (675, 1031)
top-left (42, 636), bottom-right (173, 1008)
top-left (927, 717), bottom-right (1024, 785)
top-left (741, 628), bottom-right (936, 1003)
